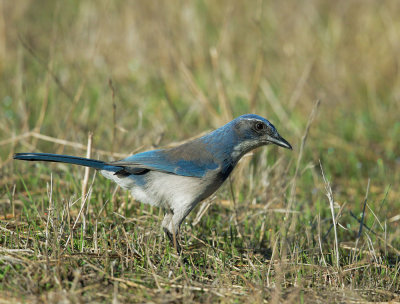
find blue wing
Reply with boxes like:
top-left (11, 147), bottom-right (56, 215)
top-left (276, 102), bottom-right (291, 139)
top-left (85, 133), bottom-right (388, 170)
top-left (108, 147), bottom-right (219, 178)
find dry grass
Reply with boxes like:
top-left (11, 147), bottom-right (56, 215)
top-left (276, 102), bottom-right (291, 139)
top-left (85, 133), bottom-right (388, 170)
top-left (1, 0), bottom-right (400, 303)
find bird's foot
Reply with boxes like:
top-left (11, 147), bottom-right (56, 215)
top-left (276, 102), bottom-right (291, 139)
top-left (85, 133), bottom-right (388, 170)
top-left (163, 228), bottom-right (182, 254)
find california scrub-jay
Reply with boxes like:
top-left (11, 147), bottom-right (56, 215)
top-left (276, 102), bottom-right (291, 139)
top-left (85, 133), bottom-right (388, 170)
top-left (14, 114), bottom-right (292, 252)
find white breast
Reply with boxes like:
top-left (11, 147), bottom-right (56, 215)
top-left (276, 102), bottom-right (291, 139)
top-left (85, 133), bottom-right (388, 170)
top-left (144, 171), bottom-right (209, 210)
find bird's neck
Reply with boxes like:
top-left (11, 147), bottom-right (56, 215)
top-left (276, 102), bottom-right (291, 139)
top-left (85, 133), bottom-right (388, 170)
top-left (200, 124), bottom-right (243, 178)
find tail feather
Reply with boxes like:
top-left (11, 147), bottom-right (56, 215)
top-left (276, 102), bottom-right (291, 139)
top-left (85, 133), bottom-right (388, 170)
top-left (14, 153), bottom-right (110, 171)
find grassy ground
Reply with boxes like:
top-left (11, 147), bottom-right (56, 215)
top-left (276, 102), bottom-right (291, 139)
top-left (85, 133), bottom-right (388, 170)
top-left (1, 0), bottom-right (400, 302)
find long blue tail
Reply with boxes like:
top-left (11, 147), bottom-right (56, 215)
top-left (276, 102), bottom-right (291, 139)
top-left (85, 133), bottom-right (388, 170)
top-left (14, 153), bottom-right (115, 171)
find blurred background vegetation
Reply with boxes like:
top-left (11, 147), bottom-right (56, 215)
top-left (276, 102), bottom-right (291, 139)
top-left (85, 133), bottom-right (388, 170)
top-left (1, 0), bottom-right (400, 302)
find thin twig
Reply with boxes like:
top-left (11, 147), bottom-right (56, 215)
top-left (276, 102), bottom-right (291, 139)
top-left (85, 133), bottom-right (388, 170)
top-left (319, 160), bottom-right (340, 268)
top-left (286, 99), bottom-right (321, 218)
top-left (352, 179), bottom-right (371, 263)
top-left (82, 132), bottom-right (93, 201)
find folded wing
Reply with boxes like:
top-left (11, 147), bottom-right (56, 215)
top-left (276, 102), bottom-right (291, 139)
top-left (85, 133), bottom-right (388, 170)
top-left (108, 149), bottom-right (218, 178)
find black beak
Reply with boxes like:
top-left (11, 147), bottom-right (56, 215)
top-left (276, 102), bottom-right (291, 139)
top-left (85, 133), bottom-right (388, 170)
top-left (270, 134), bottom-right (292, 150)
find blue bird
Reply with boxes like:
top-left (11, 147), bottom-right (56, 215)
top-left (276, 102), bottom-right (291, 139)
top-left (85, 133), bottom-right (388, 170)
top-left (14, 114), bottom-right (292, 252)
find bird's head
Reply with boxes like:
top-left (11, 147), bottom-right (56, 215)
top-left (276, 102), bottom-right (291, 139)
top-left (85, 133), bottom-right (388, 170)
top-left (230, 114), bottom-right (292, 158)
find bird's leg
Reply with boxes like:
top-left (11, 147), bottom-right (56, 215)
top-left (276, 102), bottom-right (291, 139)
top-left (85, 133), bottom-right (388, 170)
top-left (163, 227), bottom-right (181, 254)
top-left (162, 210), bottom-right (182, 254)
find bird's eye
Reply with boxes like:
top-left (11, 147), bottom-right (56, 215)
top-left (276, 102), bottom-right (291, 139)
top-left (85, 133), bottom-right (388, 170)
top-left (255, 122), bottom-right (265, 131)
